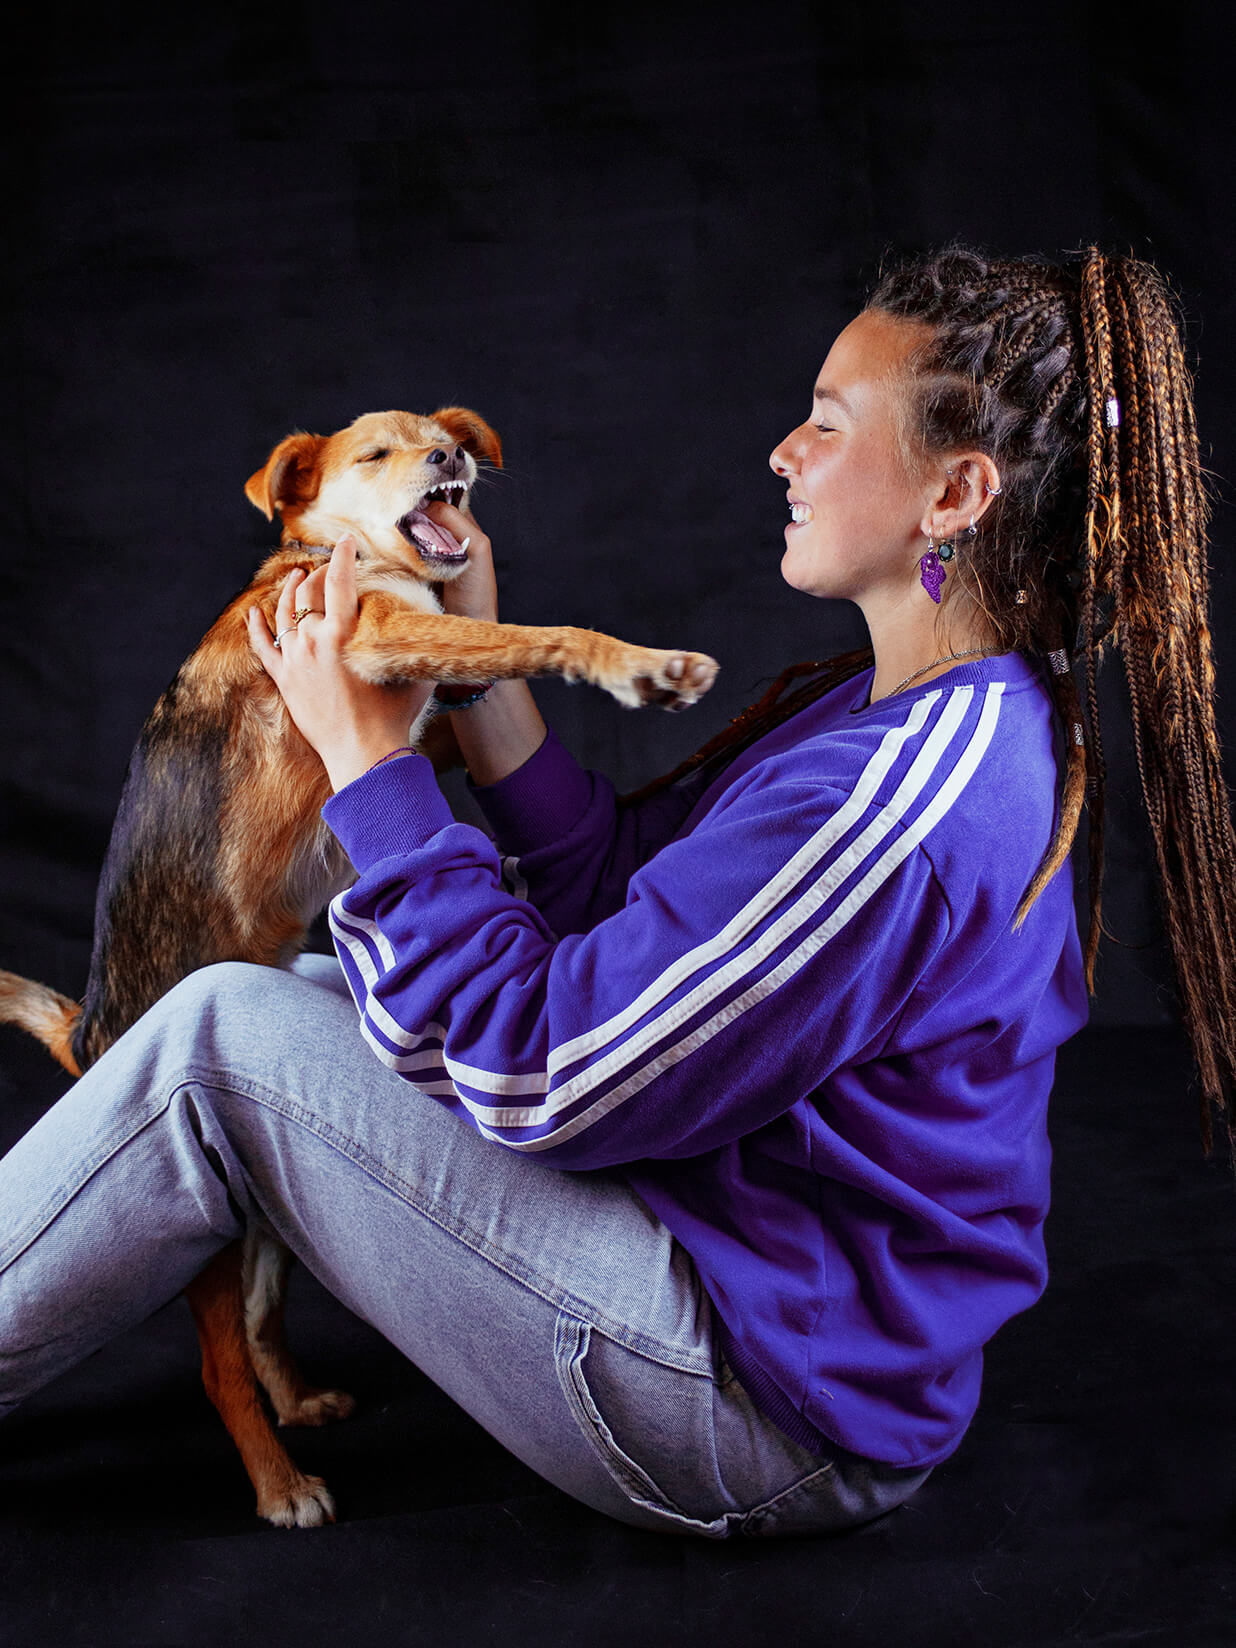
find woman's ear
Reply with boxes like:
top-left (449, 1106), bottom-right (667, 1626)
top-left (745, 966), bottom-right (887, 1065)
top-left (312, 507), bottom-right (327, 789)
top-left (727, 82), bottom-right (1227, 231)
top-left (922, 454), bottom-right (1002, 539)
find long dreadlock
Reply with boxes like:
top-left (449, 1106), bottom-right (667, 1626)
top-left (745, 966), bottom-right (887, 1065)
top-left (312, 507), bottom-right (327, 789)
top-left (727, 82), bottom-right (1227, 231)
top-left (624, 245), bottom-right (1236, 1157)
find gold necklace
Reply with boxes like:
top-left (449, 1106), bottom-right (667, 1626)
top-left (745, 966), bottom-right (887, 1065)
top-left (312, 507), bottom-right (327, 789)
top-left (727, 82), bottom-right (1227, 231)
top-left (885, 648), bottom-right (1004, 700)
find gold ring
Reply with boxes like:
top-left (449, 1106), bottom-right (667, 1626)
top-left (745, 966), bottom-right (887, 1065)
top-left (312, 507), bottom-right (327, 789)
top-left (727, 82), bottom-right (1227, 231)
top-left (293, 606), bottom-right (317, 622)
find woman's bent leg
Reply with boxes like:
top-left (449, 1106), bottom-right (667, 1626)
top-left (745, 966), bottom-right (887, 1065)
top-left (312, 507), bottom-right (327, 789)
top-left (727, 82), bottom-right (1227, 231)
top-left (1, 960), bottom-right (925, 1535)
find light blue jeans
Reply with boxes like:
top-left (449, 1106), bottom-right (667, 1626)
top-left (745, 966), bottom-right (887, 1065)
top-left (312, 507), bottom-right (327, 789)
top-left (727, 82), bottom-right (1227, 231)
top-left (0, 954), bottom-right (930, 1536)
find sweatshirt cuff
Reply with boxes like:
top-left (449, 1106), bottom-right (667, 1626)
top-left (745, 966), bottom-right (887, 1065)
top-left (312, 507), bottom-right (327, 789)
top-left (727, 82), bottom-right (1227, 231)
top-left (322, 752), bottom-right (456, 868)
top-left (468, 726), bottom-right (596, 855)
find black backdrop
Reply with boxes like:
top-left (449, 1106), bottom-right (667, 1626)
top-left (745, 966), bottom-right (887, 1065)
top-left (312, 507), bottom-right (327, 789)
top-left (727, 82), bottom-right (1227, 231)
top-left (5, 7), bottom-right (1236, 1644)
top-left (4, 0), bottom-right (1234, 1028)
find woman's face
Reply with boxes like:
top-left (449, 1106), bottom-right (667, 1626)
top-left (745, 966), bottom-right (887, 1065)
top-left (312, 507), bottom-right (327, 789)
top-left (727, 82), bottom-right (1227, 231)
top-left (770, 308), bottom-right (938, 607)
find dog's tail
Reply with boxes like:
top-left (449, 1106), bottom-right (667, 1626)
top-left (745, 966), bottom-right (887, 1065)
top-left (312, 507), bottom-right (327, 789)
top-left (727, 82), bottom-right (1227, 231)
top-left (0, 970), bottom-right (83, 1077)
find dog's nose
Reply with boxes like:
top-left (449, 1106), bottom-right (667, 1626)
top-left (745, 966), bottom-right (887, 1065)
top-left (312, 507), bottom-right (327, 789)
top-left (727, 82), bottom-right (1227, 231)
top-left (427, 445), bottom-right (468, 479)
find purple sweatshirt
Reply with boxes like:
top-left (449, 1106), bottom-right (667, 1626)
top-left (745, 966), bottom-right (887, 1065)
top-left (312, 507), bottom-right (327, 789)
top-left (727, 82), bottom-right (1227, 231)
top-left (322, 651), bottom-right (1090, 1470)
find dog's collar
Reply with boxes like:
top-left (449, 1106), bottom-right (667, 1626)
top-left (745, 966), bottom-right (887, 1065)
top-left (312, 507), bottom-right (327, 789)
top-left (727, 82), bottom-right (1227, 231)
top-left (281, 538), bottom-right (334, 559)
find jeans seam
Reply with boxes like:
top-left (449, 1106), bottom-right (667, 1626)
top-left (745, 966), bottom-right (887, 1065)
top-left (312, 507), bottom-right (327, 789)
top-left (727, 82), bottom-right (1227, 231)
top-left (554, 1314), bottom-right (729, 1534)
top-left (0, 1092), bottom-right (172, 1273)
top-left (192, 1066), bottom-right (714, 1378)
top-left (738, 1460), bottom-right (837, 1534)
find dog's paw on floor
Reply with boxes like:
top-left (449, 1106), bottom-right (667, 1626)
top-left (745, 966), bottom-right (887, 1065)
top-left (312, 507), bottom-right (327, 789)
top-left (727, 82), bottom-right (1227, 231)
top-left (257, 1472), bottom-right (337, 1529)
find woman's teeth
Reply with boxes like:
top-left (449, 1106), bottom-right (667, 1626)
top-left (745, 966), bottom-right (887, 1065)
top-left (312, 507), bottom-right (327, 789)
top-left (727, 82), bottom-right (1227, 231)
top-left (790, 503), bottom-right (814, 524)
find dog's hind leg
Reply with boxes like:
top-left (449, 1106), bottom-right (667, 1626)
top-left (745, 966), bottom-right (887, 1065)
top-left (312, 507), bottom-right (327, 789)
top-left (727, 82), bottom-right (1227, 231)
top-left (242, 1227), bottom-right (356, 1428)
top-left (186, 1242), bottom-right (336, 1528)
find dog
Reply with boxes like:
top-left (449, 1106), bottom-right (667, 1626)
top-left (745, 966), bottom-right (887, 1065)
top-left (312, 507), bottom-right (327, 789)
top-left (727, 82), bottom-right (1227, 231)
top-left (0, 406), bottom-right (718, 1527)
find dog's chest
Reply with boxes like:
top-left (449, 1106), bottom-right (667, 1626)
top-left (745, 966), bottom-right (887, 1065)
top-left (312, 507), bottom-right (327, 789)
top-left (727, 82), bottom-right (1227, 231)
top-left (361, 569), bottom-right (443, 614)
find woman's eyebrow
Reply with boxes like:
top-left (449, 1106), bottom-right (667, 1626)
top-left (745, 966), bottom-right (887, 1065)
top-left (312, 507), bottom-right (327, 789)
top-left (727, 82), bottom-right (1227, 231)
top-left (813, 386), bottom-right (854, 416)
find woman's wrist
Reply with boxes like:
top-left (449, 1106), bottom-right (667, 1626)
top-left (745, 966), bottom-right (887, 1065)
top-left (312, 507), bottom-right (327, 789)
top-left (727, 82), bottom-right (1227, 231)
top-left (434, 679), bottom-right (497, 710)
top-left (449, 678), bottom-right (548, 787)
top-left (323, 734), bottom-right (420, 793)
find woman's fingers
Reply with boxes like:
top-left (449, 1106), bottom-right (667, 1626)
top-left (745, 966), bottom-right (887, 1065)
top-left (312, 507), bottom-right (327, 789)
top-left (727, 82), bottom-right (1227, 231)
top-left (247, 603), bottom-right (281, 673)
top-left (324, 534), bottom-right (359, 635)
top-left (274, 566), bottom-right (307, 633)
top-left (259, 557), bottom-right (342, 666)
top-left (425, 500), bottom-right (498, 623)
top-left (425, 498), bottom-right (485, 551)
top-left (296, 563), bottom-right (331, 625)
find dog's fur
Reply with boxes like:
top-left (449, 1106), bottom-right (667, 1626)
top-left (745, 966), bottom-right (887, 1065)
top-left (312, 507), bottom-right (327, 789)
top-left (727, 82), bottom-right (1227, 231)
top-left (0, 407), bottom-right (718, 1526)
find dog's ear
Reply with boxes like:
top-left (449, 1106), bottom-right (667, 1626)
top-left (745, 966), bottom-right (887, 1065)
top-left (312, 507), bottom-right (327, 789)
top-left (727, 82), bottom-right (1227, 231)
top-left (429, 408), bottom-right (503, 470)
top-left (244, 432), bottom-right (326, 520)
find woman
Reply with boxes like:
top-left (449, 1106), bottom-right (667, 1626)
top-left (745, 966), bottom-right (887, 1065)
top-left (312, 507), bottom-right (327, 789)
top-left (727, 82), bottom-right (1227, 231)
top-left (3, 246), bottom-right (1233, 1537)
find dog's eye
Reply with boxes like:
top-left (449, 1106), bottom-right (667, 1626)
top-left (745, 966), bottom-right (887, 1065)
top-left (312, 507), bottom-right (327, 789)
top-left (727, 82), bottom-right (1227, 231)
top-left (358, 449), bottom-right (389, 464)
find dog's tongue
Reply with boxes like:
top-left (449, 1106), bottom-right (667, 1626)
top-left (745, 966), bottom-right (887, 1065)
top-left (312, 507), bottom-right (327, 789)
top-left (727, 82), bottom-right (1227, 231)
top-left (406, 509), bottom-right (465, 559)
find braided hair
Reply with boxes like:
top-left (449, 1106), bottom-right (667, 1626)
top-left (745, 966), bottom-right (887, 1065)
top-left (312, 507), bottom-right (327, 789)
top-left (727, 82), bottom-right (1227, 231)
top-left (626, 245), bottom-right (1236, 1156)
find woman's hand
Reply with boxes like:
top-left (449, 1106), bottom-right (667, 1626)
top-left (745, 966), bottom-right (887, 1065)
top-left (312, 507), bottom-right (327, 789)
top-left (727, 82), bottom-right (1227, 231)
top-left (417, 498), bottom-right (550, 786)
top-left (247, 535), bottom-right (434, 792)
top-left (425, 498), bottom-right (499, 622)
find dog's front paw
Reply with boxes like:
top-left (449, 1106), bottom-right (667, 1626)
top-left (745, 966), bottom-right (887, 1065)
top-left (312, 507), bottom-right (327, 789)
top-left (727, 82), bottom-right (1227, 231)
top-left (258, 1473), bottom-right (337, 1529)
top-left (277, 1387), bottom-right (356, 1428)
top-left (629, 650), bottom-right (719, 711)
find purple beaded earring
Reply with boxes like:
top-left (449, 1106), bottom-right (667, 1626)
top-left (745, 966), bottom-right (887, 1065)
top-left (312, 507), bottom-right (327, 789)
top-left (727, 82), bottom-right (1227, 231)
top-left (920, 520), bottom-right (968, 603)
top-left (919, 530), bottom-right (952, 604)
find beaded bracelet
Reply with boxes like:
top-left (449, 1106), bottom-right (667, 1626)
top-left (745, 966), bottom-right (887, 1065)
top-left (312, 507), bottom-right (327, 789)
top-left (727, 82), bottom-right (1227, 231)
top-left (433, 680), bottom-right (497, 711)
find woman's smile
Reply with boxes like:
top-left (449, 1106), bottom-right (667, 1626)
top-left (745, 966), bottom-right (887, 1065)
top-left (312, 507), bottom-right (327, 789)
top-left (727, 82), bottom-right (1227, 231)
top-left (769, 308), bottom-right (936, 604)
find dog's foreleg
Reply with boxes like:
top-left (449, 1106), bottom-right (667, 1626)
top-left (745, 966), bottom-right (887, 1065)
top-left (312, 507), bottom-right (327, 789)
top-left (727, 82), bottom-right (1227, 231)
top-left (186, 1242), bottom-right (336, 1528)
top-left (242, 1227), bottom-right (355, 1428)
top-left (346, 603), bottom-right (719, 711)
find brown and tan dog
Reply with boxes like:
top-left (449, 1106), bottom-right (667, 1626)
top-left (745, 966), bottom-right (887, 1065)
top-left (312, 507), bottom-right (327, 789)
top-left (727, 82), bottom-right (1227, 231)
top-left (0, 406), bottom-right (718, 1526)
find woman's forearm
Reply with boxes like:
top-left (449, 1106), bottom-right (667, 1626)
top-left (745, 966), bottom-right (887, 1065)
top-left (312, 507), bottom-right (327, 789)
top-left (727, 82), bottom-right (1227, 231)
top-left (449, 678), bottom-right (548, 788)
top-left (427, 498), bottom-right (549, 786)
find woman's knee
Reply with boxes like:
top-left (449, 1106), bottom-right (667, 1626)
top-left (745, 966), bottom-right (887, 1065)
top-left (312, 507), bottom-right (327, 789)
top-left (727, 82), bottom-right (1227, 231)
top-left (106, 962), bottom-right (296, 1085)
top-left (128, 960), bottom-right (362, 1106)
top-left (151, 961), bottom-right (300, 1040)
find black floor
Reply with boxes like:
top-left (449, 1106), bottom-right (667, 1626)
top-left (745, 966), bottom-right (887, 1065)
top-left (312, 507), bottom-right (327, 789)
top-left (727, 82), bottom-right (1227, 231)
top-left (2, 1022), bottom-right (1235, 1648)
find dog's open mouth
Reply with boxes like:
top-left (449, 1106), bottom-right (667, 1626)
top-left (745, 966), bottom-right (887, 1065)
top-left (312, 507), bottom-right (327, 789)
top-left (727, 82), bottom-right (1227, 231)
top-left (397, 486), bottom-right (469, 566)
